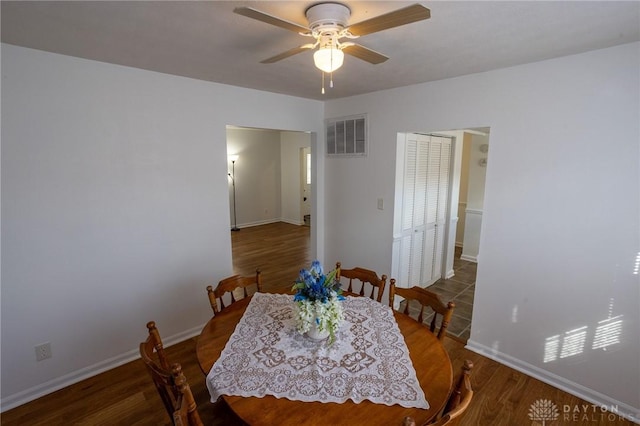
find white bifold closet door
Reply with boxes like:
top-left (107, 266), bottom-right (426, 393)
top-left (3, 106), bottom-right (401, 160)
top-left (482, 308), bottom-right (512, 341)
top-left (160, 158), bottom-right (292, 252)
top-left (399, 133), bottom-right (451, 288)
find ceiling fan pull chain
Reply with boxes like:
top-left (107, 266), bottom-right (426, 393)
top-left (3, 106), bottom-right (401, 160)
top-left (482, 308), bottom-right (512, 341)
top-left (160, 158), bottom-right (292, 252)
top-left (321, 72), bottom-right (325, 94)
top-left (330, 47), bottom-right (335, 88)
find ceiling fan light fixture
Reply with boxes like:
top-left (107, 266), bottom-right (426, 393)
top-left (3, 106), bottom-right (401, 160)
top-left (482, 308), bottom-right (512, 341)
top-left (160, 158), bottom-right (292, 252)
top-left (313, 46), bottom-right (344, 73)
top-left (234, 2), bottom-right (431, 89)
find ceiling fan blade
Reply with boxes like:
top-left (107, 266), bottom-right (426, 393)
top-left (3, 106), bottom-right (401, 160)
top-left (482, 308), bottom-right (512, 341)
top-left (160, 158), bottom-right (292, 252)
top-left (261, 44), bottom-right (315, 64)
top-left (234, 7), bottom-right (310, 34)
top-left (342, 44), bottom-right (389, 64)
top-left (347, 4), bottom-right (431, 36)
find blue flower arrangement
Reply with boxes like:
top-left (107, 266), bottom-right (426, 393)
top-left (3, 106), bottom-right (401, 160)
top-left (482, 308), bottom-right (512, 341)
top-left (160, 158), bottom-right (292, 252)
top-left (292, 260), bottom-right (344, 343)
top-left (292, 260), bottom-right (343, 303)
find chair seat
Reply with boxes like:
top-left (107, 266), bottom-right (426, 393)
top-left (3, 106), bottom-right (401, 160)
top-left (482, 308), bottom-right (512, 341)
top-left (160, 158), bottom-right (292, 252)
top-left (404, 360), bottom-right (474, 425)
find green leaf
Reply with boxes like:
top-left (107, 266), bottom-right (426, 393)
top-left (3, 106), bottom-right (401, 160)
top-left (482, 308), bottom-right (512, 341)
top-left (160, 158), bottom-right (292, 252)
top-left (325, 268), bottom-right (338, 285)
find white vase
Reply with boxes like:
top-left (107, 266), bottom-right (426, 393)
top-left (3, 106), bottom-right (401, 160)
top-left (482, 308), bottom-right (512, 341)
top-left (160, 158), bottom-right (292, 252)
top-left (307, 318), bottom-right (329, 340)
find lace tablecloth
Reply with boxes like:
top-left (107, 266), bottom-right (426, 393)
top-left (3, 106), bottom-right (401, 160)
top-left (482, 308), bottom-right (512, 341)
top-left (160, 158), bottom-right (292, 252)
top-left (206, 293), bottom-right (428, 409)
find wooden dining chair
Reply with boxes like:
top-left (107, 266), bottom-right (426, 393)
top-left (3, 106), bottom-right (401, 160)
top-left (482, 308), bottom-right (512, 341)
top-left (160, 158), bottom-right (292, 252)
top-left (388, 279), bottom-right (455, 341)
top-left (207, 268), bottom-right (262, 314)
top-left (140, 321), bottom-right (174, 417)
top-left (335, 262), bottom-right (387, 303)
top-left (140, 321), bottom-right (203, 425)
top-left (403, 360), bottom-right (474, 426)
top-left (172, 363), bottom-right (204, 426)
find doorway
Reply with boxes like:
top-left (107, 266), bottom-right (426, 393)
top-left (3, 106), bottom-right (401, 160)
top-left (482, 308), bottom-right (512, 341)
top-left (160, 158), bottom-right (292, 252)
top-left (392, 128), bottom-right (489, 342)
top-left (301, 147), bottom-right (311, 226)
top-left (225, 125), bottom-right (312, 275)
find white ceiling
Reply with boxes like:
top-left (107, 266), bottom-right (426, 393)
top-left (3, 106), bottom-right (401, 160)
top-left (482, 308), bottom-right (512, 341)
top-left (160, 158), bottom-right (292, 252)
top-left (2, 1), bottom-right (639, 100)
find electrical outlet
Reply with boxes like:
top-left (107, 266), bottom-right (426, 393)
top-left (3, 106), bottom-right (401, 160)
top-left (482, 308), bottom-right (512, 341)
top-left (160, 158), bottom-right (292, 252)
top-left (35, 342), bottom-right (52, 361)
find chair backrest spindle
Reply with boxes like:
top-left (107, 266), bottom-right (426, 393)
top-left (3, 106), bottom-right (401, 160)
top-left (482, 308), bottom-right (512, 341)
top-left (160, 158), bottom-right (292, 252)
top-left (336, 262), bottom-right (387, 303)
top-left (207, 268), bottom-right (262, 314)
top-left (140, 322), bottom-right (204, 425)
top-left (171, 363), bottom-right (204, 426)
top-left (389, 279), bottom-right (455, 341)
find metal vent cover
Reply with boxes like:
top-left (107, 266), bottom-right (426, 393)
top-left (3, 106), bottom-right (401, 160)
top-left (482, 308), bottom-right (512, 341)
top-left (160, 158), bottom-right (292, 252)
top-left (326, 114), bottom-right (367, 157)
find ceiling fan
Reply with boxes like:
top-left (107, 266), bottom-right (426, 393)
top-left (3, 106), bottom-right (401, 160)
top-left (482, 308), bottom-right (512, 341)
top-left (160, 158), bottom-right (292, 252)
top-left (234, 2), bottom-right (431, 93)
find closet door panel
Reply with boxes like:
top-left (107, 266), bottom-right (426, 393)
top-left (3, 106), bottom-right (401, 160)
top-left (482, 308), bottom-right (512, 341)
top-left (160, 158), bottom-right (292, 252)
top-left (397, 133), bottom-right (452, 288)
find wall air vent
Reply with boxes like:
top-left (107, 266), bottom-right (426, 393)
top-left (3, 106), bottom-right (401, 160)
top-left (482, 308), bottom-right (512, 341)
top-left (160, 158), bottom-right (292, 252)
top-left (326, 114), bottom-right (367, 157)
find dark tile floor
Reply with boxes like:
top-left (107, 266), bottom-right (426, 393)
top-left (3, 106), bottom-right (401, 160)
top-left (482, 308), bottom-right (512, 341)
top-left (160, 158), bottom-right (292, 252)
top-left (426, 247), bottom-right (476, 342)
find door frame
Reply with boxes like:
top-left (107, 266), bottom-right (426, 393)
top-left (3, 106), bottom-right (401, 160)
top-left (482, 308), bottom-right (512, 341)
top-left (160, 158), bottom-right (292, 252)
top-left (300, 147), bottom-right (311, 225)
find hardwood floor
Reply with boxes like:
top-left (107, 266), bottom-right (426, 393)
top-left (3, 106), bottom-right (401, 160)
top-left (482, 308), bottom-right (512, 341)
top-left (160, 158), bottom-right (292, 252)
top-left (2, 222), bottom-right (636, 425)
top-left (230, 221), bottom-right (311, 294)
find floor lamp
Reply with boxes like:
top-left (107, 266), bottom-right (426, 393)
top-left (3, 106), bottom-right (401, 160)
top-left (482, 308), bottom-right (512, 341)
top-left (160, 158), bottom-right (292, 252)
top-left (228, 155), bottom-right (240, 231)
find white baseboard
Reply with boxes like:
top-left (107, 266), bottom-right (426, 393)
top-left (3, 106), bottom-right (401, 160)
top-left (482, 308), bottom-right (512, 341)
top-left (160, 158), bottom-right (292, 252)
top-left (465, 339), bottom-right (640, 423)
top-left (445, 269), bottom-right (455, 279)
top-left (0, 324), bottom-right (205, 413)
top-left (237, 218), bottom-right (305, 229)
top-left (460, 254), bottom-right (478, 262)
top-left (236, 218), bottom-right (279, 228)
top-left (280, 218), bottom-right (304, 226)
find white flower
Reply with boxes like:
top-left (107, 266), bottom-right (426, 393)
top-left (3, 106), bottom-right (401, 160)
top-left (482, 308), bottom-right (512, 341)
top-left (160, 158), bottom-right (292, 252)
top-left (294, 292), bottom-right (344, 344)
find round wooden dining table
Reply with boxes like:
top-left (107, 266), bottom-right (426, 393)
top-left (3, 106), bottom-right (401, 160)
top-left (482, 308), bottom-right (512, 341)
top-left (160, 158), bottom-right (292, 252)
top-left (196, 295), bottom-right (453, 425)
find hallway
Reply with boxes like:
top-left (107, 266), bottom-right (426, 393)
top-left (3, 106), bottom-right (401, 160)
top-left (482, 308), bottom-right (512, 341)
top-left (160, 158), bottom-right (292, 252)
top-left (427, 247), bottom-right (476, 342)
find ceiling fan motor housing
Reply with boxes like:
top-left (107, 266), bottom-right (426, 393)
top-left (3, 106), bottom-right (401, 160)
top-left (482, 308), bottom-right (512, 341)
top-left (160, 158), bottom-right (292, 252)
top-left (306, 2), bottom-right (351, 37)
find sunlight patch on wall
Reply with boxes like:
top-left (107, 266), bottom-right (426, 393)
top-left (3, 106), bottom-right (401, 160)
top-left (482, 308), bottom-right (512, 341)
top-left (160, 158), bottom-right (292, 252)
top-left (592, 298), bottom-right (623, 351)
top-left (543, 298), bottom-right (624, 363)
top-left (592, 315), bottom-right (623, 350)
top-left (559, 326), bottom-right (588, 359)
top-left (544, 335), bottom-right (561, 363)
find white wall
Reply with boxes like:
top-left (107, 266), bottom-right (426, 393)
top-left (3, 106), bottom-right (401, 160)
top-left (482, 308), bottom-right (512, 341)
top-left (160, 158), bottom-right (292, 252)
top-left (226, 127), bottom-right (282, 227)
top-left (455, 133), bottom-right (472, 247)
top-left (324, 42), bottom-right (640, 420)
top-left (280, 131), bottom-right (311, 225)
top-left (465, 134), bottom-right (488, 210)
top-left (0, 44), bottom-right (323, 409)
